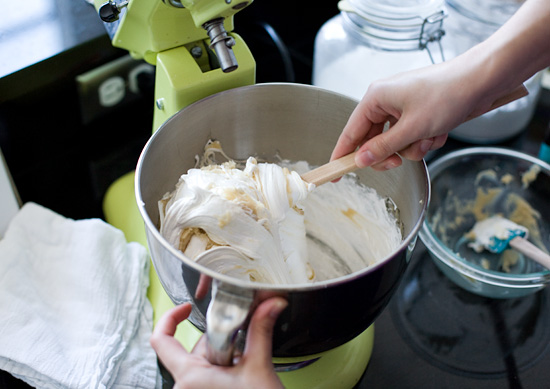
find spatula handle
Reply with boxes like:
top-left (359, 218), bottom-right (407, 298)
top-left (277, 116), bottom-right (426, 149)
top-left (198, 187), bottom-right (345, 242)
top-left (510, 237), bottom-right (550, 269)
top-left (300, 151), bottom-right (358, 186)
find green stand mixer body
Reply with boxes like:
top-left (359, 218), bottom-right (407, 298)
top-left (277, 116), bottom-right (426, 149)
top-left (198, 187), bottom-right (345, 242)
top-left (93, 1), bottom-right (373, 387)
top-left (92, 0), bottom-right (256, 130)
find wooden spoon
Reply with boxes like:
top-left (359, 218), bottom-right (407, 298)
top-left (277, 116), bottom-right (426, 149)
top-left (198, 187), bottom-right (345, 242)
top-left (301, 85), bottom-right (529, 186)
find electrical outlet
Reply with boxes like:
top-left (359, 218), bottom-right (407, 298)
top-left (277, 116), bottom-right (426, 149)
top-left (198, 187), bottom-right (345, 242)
top-left (76, 55), bottom-right (154, 124)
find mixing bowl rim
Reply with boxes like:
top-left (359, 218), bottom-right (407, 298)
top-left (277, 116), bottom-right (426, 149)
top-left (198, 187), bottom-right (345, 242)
top-left (427, 146), bottom-right (550, 175)
top-left (134, 82), bottom-right (430, 292)
top-left (420, 222), bottom-right (550, 288)
top-left (419, 146), bottom-right (550, 288)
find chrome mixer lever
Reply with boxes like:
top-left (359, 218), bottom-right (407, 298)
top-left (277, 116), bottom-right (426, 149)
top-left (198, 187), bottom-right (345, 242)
top-left (204, 19), bottom-right (238, 73)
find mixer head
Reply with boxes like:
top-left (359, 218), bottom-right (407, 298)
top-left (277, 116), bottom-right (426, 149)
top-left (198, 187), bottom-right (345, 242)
top-left (94, 0), bottom-right (253, 72)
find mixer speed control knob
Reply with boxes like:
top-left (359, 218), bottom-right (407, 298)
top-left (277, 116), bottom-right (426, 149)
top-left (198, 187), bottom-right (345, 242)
top-left (99, 1), bottom-right (129, 23)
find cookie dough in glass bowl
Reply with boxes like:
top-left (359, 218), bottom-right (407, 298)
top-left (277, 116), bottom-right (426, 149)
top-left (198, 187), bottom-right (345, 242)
top-left (419, 147), bottom-right (550, 298)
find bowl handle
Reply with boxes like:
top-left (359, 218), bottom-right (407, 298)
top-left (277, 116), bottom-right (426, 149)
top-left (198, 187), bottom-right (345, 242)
top-left (205, 280), bottom-right (254, 365)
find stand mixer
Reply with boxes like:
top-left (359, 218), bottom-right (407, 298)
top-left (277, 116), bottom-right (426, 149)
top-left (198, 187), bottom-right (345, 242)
top-left (92, 1), bottom-right (375, 387)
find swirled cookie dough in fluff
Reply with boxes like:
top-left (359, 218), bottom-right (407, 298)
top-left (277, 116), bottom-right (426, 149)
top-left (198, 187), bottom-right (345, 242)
top-left (159, 154), bottom-right (402, 285)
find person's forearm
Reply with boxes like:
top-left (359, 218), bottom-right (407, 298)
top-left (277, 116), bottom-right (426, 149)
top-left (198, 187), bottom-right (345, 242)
top-left (466, 0), bottom-right (550, 99)
top-left (333, 0), bottom-right (550, 169)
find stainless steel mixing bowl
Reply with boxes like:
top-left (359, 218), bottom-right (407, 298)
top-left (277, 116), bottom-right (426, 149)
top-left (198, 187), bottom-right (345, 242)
top-left (135, 83), bottom-right (429, 361)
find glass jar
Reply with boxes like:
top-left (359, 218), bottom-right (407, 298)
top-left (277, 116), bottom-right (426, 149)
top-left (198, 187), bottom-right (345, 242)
top-left (444, 0), bottom-right (542, 143)
top-left (312, 0), bottom-right (449, 102)
top-left (313, 0), bottom-right (543, 145)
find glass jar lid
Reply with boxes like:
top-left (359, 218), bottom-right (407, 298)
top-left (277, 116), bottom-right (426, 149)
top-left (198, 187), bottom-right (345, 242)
top-left (339, 0), bottom-right (447, 55)
top-left (346, 0), bottom-right (446, 25)
top-left (445, 0), bottom-right (525, 26)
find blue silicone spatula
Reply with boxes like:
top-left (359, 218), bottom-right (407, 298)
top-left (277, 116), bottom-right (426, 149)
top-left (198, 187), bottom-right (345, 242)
top-left (468, 216), bottom-right (550, 269)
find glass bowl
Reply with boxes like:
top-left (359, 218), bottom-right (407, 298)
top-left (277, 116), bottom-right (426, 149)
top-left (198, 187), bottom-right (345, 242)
top-left (419, 147), bottom-right (550, 298)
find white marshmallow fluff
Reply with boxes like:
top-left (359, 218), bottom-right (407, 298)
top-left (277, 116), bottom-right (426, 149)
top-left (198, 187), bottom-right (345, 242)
top-left (159, 145), bottom-right (402, 285)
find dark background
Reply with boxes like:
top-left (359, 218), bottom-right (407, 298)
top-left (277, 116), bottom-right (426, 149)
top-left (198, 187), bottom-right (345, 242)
top-left (0, 0), bottom-right (338, 221)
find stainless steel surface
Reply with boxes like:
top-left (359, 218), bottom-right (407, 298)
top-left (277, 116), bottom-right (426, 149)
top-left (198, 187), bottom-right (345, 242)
top-left (135, 83), bottom-right (430, 360)
top-left (205, 281), bottom-right (254, 366)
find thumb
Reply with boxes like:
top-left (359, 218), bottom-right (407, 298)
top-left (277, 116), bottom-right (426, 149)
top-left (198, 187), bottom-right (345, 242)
top-left (243, 297), bottom-right (288, 363)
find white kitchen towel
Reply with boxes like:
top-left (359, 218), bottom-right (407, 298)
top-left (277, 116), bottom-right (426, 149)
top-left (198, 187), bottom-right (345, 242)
top-left (0, 202), bottom-right (161, 388)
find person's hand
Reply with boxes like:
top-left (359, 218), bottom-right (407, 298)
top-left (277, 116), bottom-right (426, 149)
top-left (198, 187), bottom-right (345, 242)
top-left (330, 59), bottom-right (481, 171)
top-left (331, 0), bottom-right (550, 172)
top-left (150, 297), bottom-right (288, 389)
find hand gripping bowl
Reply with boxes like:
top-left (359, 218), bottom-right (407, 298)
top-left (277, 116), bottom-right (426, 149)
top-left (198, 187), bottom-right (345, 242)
top-left (135, 83), bottom-right (429, 364)
top-left (419, 147), bottom-right (550, 299)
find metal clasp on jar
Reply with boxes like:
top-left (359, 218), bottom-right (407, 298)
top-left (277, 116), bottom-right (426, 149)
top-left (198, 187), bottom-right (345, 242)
top-left (419, 11), bottom-right (447, 64)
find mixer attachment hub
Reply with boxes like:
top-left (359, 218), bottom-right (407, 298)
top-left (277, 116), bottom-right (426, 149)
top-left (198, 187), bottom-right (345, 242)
top-left (204, 18), bottom-right (239, 73)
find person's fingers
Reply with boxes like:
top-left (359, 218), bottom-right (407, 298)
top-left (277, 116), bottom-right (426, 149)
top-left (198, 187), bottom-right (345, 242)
top-left (431, 134), bottom-right (448, 150)
top-left (331, 111), bottom-right (389, 161)
top-left (369, 153), bottom-right (403, 171)
top-left (330, 127), bottom-right (368, 163)
top-left (241, 297), bottom-right (288, 365)
top-left (354, 116), bottom-right (429, 168)
top-left (152, 303), bottom-right (193, 341)
top-left (150, 303), bottom-right (193, 371)
top-left (398, 138), bottom-right (434, 161)
top-left (330, 121), bottom-right (383, 182)
top-left (370, 131), bottom-right (449, 170)
top-left (190, 299), bottom-right (287, 362)
top-left (195, 274), bottom-right (212, 300)
top-left (190, 330), bottom-right (208, 357)
top-left (396, 133), bottom-right (449, 161)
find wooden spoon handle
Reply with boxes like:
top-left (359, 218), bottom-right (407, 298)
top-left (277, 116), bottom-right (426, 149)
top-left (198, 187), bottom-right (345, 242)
top-left (301, 85), bottom-right (529, 186)
top-left (510, 237), bottom-right (550, 269)
top-left (301, 151), bottom-right (358, 186)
